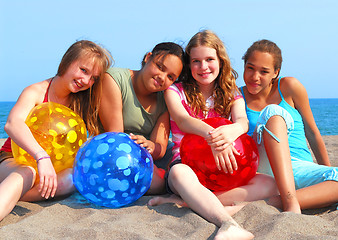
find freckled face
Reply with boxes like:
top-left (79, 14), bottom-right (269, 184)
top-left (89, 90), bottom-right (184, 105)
top-left (189, 46), bottom-right (220, 87)
top-left (63, 58), bottom-right (101, 93)
top-left (142, 54), bottom-right (183, 92)
top-left (243, 50), bottom-right (278, 95)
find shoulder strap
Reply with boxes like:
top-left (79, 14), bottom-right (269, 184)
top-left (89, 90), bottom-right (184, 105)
top-left (277, 77), bottom-right (285, 101)
top-left (43, 78), bottom-right (53, 102)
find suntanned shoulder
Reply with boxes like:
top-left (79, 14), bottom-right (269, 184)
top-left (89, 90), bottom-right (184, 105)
top-left (280, 76), bottom-right (309, 108)
top-left (280, 76), bottom-right (306, 96)
top-left (19, 79), bottom-right (51, 102)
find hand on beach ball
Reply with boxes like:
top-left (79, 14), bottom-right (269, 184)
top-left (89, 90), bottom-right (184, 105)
top-left (11, 102), bottom-right (87, 174)
top-left (73, 132), bottom-right (154, 208)
top-left (180, 117), bottom-right (259, 192)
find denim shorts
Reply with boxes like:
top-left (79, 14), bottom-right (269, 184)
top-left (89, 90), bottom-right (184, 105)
top-left (0, 151), bottom-right (13, 164)
top-left (164, 159), bottom-right (182, 194)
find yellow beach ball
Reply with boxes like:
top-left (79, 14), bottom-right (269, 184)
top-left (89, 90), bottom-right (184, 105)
top-left (11, 102), bottom-right (87, 174)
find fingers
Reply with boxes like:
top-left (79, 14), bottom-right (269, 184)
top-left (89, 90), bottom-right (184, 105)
top-left (214, 156), bottom-right (222, 172)
top-left (228, 151), bottom-right (238, 172)
top-left (39, 174), bottom-right (58, 199)
top-left (214, 143), bottom-right (230, 151)
top-left (129, 133), bottom-right (146, 144)
top-left (129, 134), bottom-right (154, 153)
top-left (214, 148), bottom-right (239, 174)
top-left (231, 145), bottom-right (240, 156)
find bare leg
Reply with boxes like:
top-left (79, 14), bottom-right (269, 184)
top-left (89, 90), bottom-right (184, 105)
top-left (215, 173), bottom-right (278, 206)
top-left (0, 158), bottom-right (36, 221)
top-left (263, 116), bottom-right (301, 213)
top-left (148, 173), bottom-right (278, 210)
top-left (268, 180), bottom-right (338, 210)
top-left (20, 168), bottom-right (75, 202)
top-left (146, 165), bottom-right (166, 195)
top-left (164, 164), bottom-right (253, 240)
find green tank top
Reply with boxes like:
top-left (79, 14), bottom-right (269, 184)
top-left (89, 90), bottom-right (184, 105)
top-left (106, 67), bottom-right (167, 139)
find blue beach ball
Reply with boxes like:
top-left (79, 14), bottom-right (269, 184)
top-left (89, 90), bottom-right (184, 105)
top-left (73, 132), bottom-right (154, 208)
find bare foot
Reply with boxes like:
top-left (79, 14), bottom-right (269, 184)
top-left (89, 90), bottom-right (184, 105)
top-left (267, 195), bottom-right (301, 213)
top-left (214, 221), bottom-right (254, 240)
top-left (147, 194), bottom-right (187, 207)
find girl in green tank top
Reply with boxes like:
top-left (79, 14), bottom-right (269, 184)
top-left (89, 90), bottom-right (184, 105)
top-left (100, 42), bottom-right (184, 194)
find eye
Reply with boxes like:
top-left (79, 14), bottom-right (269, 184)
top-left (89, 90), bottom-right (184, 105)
top-left (207, 58), bottom-right (214, 62)
top-left (80, 68), bottom-right (87, 73)
top-left (191, 59), bottom-right (200, 63)
top-left (156, 63), bottom-right (163, 71)
top-left (168, 75), bottom-right (174, 81)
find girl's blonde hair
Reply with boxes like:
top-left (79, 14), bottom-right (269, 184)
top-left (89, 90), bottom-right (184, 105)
top-left (57, 40), bottom-right (113, 136)
top-left (181, 30), bottom-right (239, 118)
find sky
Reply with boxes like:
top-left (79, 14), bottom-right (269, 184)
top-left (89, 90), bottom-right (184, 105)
top-left (0, 0), bottom-right (337, 101)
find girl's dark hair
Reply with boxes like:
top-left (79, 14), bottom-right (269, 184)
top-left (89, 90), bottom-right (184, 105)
top-left (242, 39), bottom-right (282, 80)
top-left (141, 42), bottom-right (184, 68)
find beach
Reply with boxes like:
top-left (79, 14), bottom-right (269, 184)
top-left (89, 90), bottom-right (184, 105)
top-left (1, 136), bottom-right (338, 240)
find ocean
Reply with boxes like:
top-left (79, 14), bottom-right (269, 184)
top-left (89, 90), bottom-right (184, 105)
top-left (0, 99), bottom-right (337, 138)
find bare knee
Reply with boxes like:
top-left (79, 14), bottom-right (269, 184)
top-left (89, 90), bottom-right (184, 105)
top-left (265, 115), bottom-right (288, 131)
top-left (17, 165), bottom-right (37, 187)
top-left (55, 168), bottom-right (75, 197)
top-left (249, 174), bottom-right (279, 197)
top-left (169, 164), bottom-right (198, 185)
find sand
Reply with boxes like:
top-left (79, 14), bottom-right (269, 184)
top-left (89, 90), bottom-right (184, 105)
top-left (1, 136), bottom-right (338, 240)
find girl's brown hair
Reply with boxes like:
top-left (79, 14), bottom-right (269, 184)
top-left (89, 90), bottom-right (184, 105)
top-left (181, 30), bottom-right (238, 118)
top-left (242, 39), bottom-right (282, 80)
top-left (57, 40), bottom-right (113, 136)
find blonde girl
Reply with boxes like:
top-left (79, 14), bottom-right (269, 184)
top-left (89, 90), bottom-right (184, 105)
top-left (0, 40), bottom-right (112, 221)
top-left (149, 30), bottom-right (277, 240)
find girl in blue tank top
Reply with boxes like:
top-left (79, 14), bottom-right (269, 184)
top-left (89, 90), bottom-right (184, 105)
top-left (241, 39), bottom-right (338, 213)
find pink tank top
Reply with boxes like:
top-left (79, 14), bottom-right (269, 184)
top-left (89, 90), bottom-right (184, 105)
top-left (168, 82), bottom-right (243, 162)
top-left (0, 80), bottom-right (52, 152)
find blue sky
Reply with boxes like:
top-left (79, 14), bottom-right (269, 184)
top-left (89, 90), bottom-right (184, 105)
top-left (1, 0), bottom-right (337, 101)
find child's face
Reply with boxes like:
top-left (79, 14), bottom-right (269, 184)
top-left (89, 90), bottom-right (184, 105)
top-left (189, 46), bottom-right (220, 86)
top-left (142, 53), bottom-right (183, 92)
top-left (243, 50), bottom-right (278, 95)
top-left (63, 57), bottom-right (101, 93)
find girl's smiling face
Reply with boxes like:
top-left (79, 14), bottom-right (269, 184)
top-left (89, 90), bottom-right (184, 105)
top-left (142, 53), bottom-right (183, 92)
top-left (189, 46), bottom-right (220, 87)
top-left (64, 58), bottom-right (101, 93)
top-left (243, 50), bottom-right (279, 95)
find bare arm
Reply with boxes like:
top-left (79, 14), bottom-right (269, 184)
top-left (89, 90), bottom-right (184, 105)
top-left (99, 73), bottom-right (124, 132)
top-left (208, 97), bottom-right (249, 149)
top-left (5, 82), bottom-right (48, 157)
top-left (149, 111), bottom-right (171, 160)
top-left (5, 81), bottom-right (58, 198)
top-left (130, 111), bottom-right (171, 160)
top-left (164, 88), bottom-right (214, 138)
top-left (284, 77), bottom-right (330, 166)
top-left (165, 87), bottom-right (239, 173)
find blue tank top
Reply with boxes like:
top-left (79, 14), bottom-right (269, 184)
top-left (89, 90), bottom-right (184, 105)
top-left (240, 78), bottom-right (313, 162)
